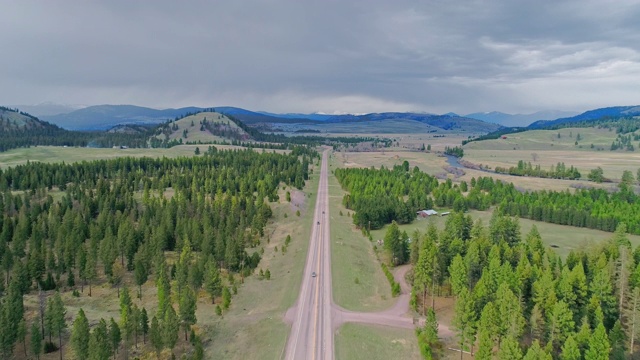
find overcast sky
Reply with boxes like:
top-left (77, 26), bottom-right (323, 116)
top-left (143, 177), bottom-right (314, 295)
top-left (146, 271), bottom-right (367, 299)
top-left (1, 1), bottom-right (640, 115)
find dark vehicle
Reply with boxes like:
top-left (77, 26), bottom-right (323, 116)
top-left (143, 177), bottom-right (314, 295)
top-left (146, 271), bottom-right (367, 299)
top-left (317, 221), bottom-right (320, 225)
top-left (312, 272), bottom-right (317, 277)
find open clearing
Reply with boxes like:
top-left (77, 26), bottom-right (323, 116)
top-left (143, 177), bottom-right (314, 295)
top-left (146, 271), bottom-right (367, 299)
top-left (335, 323), bottom-right (421, 360)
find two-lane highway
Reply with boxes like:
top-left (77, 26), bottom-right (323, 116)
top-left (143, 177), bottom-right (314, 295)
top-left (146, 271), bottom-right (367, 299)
top-left (284, 149), bottom-right (333, 360)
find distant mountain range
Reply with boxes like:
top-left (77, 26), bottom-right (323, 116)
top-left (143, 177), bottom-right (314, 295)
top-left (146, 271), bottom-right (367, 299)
top-left (464, 110), bottom-right (580, 126)
top-left (34, 104), bottom-right (501, 133)
top-left (11, 102), bottom-right (640, 133)
top-left (41, 105), bottom-right (204, 130)
top-left (527, 106), bottom-right (640, 129)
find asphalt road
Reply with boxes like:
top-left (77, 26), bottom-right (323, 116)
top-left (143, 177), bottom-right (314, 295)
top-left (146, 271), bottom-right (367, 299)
top-left (284, 149), bottom-right (333, 360)
top-left (283, 150), bottom-right (453, 359)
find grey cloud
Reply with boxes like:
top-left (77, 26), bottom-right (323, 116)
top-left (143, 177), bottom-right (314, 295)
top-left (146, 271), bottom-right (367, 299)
top-left (1, 0), bottom-right (640, 114)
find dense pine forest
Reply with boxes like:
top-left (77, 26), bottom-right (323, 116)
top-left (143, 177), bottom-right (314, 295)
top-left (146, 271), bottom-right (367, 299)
top-left (407, 211), bottom-right (640, 359)
top-left (0, 147), bottom-right (314, 358)
top-left (336, 163), bottom-right (640, 234)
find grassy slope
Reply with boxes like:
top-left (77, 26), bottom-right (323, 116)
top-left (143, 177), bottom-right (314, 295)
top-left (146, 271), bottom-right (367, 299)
top-left (156, 111), bottom-right (247, 143)
top-left (464, 127), bottom-right (639, 180)
top-left (0, 109), bottom-right (31, 127)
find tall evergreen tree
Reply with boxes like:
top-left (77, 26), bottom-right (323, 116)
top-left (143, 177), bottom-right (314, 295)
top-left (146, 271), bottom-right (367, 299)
top-left (179, 287), bottom-right (198, 341)
top-left (560, 334), bottom-right (581, 360)
top-left (71, 308), bottom-right (90, 360)
top-left (88, 319), bottom-right (111, 360)
top-left (30, 319), bottom-right (42, 360)
top-left (497, 335), bottom-right (522, 360)
top-left (140, 308), bottom-right (149, 344)
top-left (150, 315), bottom-right (163, 356)
top-left (109, 318), bottom-right (121, 358)
top-left (49, 292), bottom-right (67, 360)
top-left (585, 322), bottom-right (611, 360)
top-left (452, 287), bottom-right (476, 358)
top-left (163, 305), bottom-right (179, 356)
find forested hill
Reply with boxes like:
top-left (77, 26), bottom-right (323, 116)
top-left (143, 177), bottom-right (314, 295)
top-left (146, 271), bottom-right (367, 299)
top-left (0, 107), bottom-right (154, 152)
top-left (0, 106), bottom-right (90, 151)
top-left (464, 111), bottom-right (640, 145)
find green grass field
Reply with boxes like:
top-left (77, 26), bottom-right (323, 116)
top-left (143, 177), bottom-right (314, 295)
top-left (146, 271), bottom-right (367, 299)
top-left (463, 127), bottom-right (640, 180)
top-left (328, 154), bottom-right (396, 311)
top-left (370, 209), bottom-right (640, 259)
top-left (335, 323), bottom-right (421, 360)
top-left (0, 144), bottom-right (284, 169)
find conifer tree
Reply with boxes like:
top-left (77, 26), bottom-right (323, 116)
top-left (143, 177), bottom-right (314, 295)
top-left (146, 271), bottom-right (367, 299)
top-left (179, 287), bottom-right (198, 341)
top-left (88, 320), bottom-right (111, 360)
top-left (163, 305), bottom-right (179, 356)
top-left (548, 300), bottom-right (575, 350)
top-left (626, 286), bottom-right (640, 355)
top-left (560, 334), bottom-right (581, 360)
top-left (449, 254), bottom-right (467, 297)
top-left (585, 322), bottom-right (610, 360)
top-left (140, 308), bottom-right (149, 344)
top-left (49, 292), bottom-right (67, 360)
top-left (71, 308), bottom-right (90, 360)
top-left (83, 249), bottom-right (97, 296)
top-left (109, 318), bottom-right (121, 357)
top-left (452, 287), bottom-right (476, 358)
top-left (523, 340), bottom-right (550, 360)
top-left (204, 257), bottom-right (223, 304)
top-left (133, 249), bottom-right (149, 299)
top-left (30, 319), bottom-right (42, 360)
top-left (475, 326), bottom-right (493, 360)
top-left (150, 315), bottom-right (163, 355)
top-left (497, 335), bottom-right (522, 360)
top-left (156, 259), bottom-right (171, 319)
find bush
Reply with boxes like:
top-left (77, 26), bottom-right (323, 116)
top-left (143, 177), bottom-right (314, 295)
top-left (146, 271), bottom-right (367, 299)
top-left (44, 342), bottom-right (58, 353)
top-left (381, 263), bottom-right (401, 297)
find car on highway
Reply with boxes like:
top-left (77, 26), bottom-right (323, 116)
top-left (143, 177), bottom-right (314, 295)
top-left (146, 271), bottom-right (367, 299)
top-left (317, 221), bottom-right (320, 225)
top-left (311, 272), bottom-right (317, 277)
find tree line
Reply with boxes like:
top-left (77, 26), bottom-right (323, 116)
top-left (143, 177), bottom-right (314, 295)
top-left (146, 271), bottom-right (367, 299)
top-left (494, 161), bottom-right (581, 180)
top-left (336, 161), bottom-right (640, 235)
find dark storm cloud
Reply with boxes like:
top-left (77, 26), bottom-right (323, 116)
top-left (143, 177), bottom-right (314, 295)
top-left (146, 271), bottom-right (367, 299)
top-left (1, 0), bottom-right (639, 114)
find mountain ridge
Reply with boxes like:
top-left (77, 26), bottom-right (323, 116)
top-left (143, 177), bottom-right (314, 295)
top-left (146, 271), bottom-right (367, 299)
top-left (465, 110), bottom-right (580, 126)
top-left (40, 104), bottom-right (502, 132)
